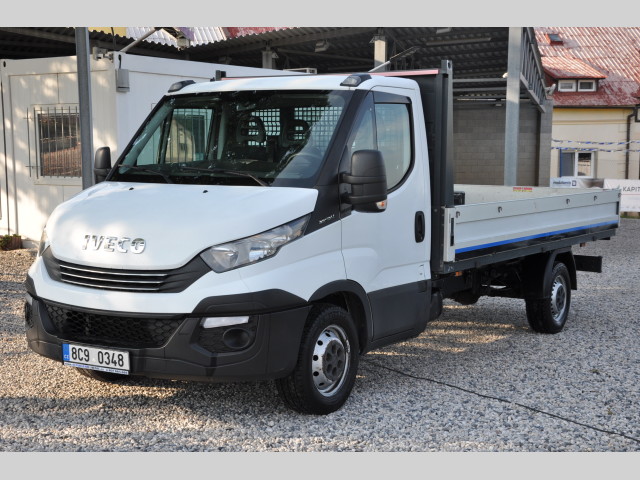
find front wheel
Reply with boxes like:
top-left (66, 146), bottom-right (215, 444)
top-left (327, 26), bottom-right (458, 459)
top-left (276, 304), bottom-right (359, 414)
top-left (525, 262), bottom-right (572, 334)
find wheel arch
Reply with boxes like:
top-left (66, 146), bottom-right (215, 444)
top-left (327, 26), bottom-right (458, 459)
top-left (555, 250), bottom-right (577, 290)
top-left (522, 248), bottom-right (577, 298)
top-left (309, 280), bottom-right (372, 354)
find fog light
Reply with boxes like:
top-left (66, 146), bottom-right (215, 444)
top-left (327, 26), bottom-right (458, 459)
top-left (201, 316), bottom-right (249, 329)
top-left (223, 328), bottom-right (252, 350)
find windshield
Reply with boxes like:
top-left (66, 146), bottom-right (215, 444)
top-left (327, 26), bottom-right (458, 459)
top-left (110, 90), bottom-right (352, 187)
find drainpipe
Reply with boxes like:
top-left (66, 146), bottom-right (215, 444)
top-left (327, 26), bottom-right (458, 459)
top-left (626, 104), bottom-right (639, 180)
top-left (1, 61), bottom-right (9, 233)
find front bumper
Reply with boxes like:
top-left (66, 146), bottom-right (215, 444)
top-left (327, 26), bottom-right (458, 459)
top-left (24, 278), bottom-right (310, 382)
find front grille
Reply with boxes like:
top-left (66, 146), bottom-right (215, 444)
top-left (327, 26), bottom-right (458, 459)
top-left (42, 248), bottom-right (209, 293)
top-left (44, 302), bottom-right (185, 348)
top-left (25, 302), bottom-right (34, 329)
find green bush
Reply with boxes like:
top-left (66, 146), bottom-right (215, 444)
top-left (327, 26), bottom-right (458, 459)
top-left (0, 234), bottom-right (22, 251)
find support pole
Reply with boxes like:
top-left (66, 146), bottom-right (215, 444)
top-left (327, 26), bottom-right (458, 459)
top-left (75, 27), bottom-right (94, 190)
top-left (262, 47), bottom-right (277, 69)
top-left (372, 32), bottom-right (387, 71)
top-left (504, 27), bottom-right (523, 186)
top-left (537, 97), bottom-right (554, 187)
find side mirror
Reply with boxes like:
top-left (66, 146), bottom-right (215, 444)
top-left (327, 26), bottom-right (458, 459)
top-left (341, 150), bottom-right (387, 212)
top-left (94, 147), bottom-right (112, 183)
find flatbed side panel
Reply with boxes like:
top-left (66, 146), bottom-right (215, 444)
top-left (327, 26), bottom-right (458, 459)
top-left (441, 228), bottom-right (616, 274)
top-left (443, 189), bottom-right (620, 264)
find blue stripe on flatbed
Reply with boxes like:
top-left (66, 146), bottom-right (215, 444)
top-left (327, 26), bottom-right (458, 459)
top-left (455, 221), bottom-right (618, 254)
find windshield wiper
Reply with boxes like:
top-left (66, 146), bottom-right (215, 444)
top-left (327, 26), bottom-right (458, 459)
top-left (117, 165), bottom-right (173, 184)
top-left (177, 165), bottom-right (268, 187)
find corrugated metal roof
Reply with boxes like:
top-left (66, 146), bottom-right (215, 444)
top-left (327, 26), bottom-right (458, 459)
top-left (0, 27), bottom-right (182, 60)
top-left (126, 27), bottom-right (226, 47)
top-left (0, 27), bottom-right (546, 108)
top-left (186, 27), bottom-right (513, 77)
top-left (181, 27), bottom-right (546, 107)
top-left (535, 27), bottom-right (640, 107)
top-left (224, 27), bottom-right (290, 38)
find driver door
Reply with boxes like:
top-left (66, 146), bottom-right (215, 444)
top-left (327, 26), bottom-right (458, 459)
top-left (341, 88), bottom-right (430, 342)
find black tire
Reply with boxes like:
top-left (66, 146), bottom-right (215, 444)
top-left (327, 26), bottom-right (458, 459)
top-left (276, 304), bottom-right (359, 415)
top-left (525, 262), bottom-right (571, 334)
top-left (75, 367), bottom-right (130, 383)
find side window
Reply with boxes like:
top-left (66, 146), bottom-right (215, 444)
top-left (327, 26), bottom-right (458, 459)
top-left (346, 93), bottom-right (413, 191)
top-left (136, 129), bottom-right (162, 165)
top-left (350, 104), bottom-right (376, 153)
top-left (375, 101), bottom-right (412, 190)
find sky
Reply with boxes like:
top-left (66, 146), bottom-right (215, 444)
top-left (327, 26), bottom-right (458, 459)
top-left (3, 0), bottom-right (640, 28)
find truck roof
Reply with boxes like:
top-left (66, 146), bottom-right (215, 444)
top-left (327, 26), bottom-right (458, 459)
top-left (170, 71), bottom-right (436, 95)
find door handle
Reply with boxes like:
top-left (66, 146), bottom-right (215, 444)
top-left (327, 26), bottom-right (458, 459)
top-left (415, 211), bottom-right (425, 243)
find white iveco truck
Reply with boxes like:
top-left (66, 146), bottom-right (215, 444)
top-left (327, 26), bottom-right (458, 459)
top-left (25, 62), bottom-right (620, 414)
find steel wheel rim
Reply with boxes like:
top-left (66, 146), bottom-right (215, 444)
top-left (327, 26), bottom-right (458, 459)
top-left (311, 324), bottom-right (350, 397)
top-left (550, 274), bottom-right (568, 323)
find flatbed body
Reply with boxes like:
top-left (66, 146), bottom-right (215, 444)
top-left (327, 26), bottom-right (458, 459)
top-left (442, 185), bottom-right (619, 272)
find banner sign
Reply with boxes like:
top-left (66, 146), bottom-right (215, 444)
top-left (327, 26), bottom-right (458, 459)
top-left (550, 177), bottom-right (603, 189)
top-left (550, 177), bottom-right (579, 188)
top-left (603, 179), bottom-right (640, 212)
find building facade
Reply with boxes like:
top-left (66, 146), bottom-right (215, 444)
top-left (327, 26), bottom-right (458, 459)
top-left (535, 27), bottom-right (640, 182)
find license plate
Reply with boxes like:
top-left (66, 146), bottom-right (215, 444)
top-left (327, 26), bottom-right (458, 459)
top-left (62, 343), bottom-right (130, 375)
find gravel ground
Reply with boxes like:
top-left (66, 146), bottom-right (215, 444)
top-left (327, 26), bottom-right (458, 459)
top-left (1, 220), bottom-right (639, 452)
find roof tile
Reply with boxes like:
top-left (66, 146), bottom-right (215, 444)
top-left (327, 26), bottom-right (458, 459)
top-left (535, 27), bottom-right (640, 106)
top-left (542, 56), bottom-right (606, 79)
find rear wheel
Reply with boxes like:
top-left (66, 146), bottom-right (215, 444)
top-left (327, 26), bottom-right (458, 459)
top-left (276, 304), bottom-right (359, 414)
top-left (526, 262), bottom-right (571, 334)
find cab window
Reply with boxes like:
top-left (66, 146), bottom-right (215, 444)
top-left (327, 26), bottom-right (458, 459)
top-left (348, 92), bottom-right (413, 190)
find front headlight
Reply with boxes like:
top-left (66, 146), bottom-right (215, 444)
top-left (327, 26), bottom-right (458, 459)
top-left (37, 229), bottom-right (49, 257)
top-left (200, 215), bottom-right (310, 273)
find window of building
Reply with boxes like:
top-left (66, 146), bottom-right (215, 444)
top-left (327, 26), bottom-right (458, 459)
top-left (557, 80), bottom-right (577, 92)
top-left (577, 80), bottom-right (597, 92)
top-left (36, 106), bottom-right (81, 177)
top-left (559, 151), bottom-right (594, 177)
top-left (576, 152), bottom-right (594, 176)
top-left (548, 33), bottom-right (563, 44)
top-left (556, 79), bottom-right (598, 93)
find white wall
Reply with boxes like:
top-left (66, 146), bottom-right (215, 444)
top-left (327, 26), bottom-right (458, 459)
top-left (0, 55), bottom-right (114, 245)
top-left (550, 107), bottom-right (640, 181)
top-left (0, 53), bottom-right (296, 245)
